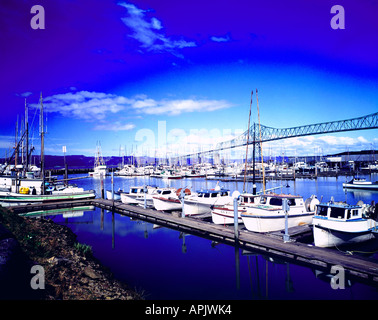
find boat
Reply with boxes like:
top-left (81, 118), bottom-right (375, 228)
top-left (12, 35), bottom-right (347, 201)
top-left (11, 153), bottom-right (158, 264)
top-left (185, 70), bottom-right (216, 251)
top-left (153, 188), bottom-right (191, 211)
top-left (241, 194), bottom-right (319, 233)
top-left (312, 199), bottom-right (378, 248)
top-left (135, 187), bottom-right (177, 208)
top-left (89, 143), bottom-right (108, 177)
top-left (160, 169), bottom-right (182, 180)
top-left (182, 183), bottom-right (232, 216)
top-left (120, 186), bottom-right (157, 205)
top-left (342, 178), bottom-right (378, 190)
top-left (106, 188), bottom-right (124, 200)
top-left (0, 188), bottom-right (95, 206)
top-left (211, 193), bottom-right (260, 225)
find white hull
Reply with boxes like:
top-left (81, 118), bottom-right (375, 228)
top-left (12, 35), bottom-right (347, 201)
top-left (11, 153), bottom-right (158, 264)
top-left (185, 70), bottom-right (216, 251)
top-left (153, 197), bottom-right (181, 211)
top-left (184, 196), bottom-right (232, 216)
top-left (241, 212), bottom-right (313, 233)
top-left (342, 183), bottom-right (378, 190)
top-left (313, 218), bottom-right (376, 247)
top-left (106, 190), bottom-right (122, 201)
top-left (120, 193), bottom-right (139, 205)
top-left (211, 207), bottom-right (243, 224)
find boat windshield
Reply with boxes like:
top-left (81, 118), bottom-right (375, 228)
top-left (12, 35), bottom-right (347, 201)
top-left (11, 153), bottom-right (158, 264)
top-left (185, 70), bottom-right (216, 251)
top-left (316, 205), bottom-right (328, 216)
top-left (329, 207), bottom-right (346, 219)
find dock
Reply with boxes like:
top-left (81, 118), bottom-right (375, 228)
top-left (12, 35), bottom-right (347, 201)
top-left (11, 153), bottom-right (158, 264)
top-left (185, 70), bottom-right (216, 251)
top-left (7, 198), bottom-right (378, 285)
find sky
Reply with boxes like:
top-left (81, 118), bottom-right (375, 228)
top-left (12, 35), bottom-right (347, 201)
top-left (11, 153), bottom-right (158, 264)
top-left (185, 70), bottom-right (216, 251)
top-left (0, 0), bottom-right (377, 160)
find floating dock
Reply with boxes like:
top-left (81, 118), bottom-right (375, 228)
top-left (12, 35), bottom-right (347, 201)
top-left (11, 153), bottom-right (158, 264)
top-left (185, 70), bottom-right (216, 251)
top-left (7, 198), bottom-right (378, 285)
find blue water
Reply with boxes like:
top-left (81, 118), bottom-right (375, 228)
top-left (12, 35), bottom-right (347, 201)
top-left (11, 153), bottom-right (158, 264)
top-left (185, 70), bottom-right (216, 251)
top-left (40, 173), bottom-right (378, 300)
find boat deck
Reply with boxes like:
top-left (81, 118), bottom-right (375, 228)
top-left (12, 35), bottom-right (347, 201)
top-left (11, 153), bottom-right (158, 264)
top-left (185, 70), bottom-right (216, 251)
top-left (7, 198), bottom-right (378, 285)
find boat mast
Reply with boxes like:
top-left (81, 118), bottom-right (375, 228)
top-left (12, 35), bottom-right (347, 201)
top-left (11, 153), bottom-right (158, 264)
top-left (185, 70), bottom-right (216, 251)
top-left (256, 89), bottom-right (265, 194)
top-left (40, 92), bottom-right (45, 195)
top-left (243, 90), bottom-right (253, 193)
top-left (25, 99), bottom-right (29, 174)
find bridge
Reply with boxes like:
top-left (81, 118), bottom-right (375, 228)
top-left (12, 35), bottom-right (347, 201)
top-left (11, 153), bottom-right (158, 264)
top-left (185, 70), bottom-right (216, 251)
top-left (181, 111), bottom-right (378, 161)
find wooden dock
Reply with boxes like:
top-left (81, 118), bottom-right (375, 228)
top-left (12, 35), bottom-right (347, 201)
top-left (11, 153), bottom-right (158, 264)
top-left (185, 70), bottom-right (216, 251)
top-left (7, 198), bottom-right (378, 285)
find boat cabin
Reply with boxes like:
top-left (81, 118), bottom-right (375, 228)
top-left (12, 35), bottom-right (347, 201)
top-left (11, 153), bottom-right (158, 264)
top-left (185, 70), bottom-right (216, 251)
top-left (259, 194), bottom-right (303, 207)
top-left (196, 189), bottom-right (230, 198)
top-left (315, 203), bottom-right (362, 221)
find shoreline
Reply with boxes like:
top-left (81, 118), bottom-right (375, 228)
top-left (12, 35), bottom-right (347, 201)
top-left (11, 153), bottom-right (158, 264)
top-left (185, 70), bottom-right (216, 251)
top-left (0, 206), bottom-right (143, 300)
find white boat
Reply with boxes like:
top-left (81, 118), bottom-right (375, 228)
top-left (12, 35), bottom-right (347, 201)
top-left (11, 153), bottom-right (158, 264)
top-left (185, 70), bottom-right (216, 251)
top-left (211, 193), bottom-right (260, 225)
top-left (153, 188), bottom-right (191, 211)
top-left (183, 184), bottom-right (232, 216)
top-left (106, 188), bottom-right (124, 200)
top-left (241, 194), bottom-right (319, 233)
top-left (120, 186), bottom-right (157, 205)
top-left (161, 169), bottom-right (182, 180)
top-left (312, 200), bottom-right (378, 248)
top-left (342, 178), bottom-right (378, 190)
top-left (135, 187), bottom-right (177, 208)
top-left (89, 143), bottom-right (108, 177)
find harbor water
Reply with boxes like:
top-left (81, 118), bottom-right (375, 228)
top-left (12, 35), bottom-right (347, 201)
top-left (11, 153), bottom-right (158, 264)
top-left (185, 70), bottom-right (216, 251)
top-left (35, 173), bottom-right (378, 299)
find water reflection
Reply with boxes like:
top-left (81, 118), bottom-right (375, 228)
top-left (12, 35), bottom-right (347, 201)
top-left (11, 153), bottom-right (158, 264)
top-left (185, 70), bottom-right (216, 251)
top-left (21, 204), bottom-right (377, 300)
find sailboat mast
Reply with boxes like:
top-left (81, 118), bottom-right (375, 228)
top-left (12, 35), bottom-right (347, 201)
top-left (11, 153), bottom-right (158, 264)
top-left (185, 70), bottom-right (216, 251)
top-left (40, 92), bottom-right (45, 194)
top-left (243, 90), bottom-right (253, 193)
top-left (25, 99), bottom-right (29, 174)
top-left (256, 89), bottom-right (265, 194)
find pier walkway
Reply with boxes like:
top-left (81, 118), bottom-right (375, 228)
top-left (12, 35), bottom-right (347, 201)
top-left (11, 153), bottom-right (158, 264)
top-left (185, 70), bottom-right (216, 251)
top-left (8, 198), bottom-right (378, 285)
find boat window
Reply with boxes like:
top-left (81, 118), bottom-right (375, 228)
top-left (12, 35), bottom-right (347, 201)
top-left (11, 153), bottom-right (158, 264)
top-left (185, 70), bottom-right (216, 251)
top-left (131, 188), bottom-right (138, 194)
top-left (204, 193), bottom-right (210, 198)
top-left (316, 206), bottom-right (328, 216)
top-left (260, 197), bottom-right (267, 205)
top-left (211, 193), bottom-right (218, 198)
top-left (351, 209), bottom-right (359, 217)
top-left (269, 198), bottom-right (282, 206)
top-left (221, 192), bottom-right (228, 196)
top-left (162, 190), bottom-right (171, 195)
top-left (330, 207), bottom-right (345, 219)
top-left (288, 199), bottom-right (296, 206)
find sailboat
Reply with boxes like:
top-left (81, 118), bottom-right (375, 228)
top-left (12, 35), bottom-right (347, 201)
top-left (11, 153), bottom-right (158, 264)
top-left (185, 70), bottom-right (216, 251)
top-left (0, 94), bottom-right (96, 206)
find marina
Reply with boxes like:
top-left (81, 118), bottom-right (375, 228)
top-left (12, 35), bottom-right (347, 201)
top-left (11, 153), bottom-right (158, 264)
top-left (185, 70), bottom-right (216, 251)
top-left (3, 172), bottom-right (378, 300)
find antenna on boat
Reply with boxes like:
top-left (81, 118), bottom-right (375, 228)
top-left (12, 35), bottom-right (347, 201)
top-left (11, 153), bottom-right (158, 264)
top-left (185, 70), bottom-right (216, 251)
top-left (243, 90), bottom-right (253, 193)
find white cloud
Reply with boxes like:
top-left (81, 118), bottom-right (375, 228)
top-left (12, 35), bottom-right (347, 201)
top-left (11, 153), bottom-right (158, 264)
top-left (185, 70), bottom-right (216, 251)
top-left (210, 35), bottom-right (230, 43)
top-left (118, 2), bottom-right (196, 55)
top-left (93, 122), bottom-right (135, 131)
top-left (31, 91), bottom-right (134, 121)
top-left (131, 98), bottom-right (232, 116)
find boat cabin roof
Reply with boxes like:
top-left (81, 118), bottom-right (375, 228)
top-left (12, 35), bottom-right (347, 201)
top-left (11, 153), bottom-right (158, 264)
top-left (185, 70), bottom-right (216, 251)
top-left (260, 193), bottom-right (302, 199)
top-left (318, 202), bottom-right (362, 209)
top-left (197, 188), bottom-right (229, 194)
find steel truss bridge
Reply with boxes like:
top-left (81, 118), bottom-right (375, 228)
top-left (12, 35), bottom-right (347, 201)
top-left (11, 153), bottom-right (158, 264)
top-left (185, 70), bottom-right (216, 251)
top-left (180, 111), bottom-right (378, 161)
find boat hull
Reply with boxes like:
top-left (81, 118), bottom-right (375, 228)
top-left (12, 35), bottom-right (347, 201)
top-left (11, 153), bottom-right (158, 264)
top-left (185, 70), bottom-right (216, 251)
top-left (153, 197), bottom-right (181, 211)
top-left (211, 206), bottom-right (243, 224)
top-left (0, 191), bottom-right (95, 206)
top-left (241, 212), bottom-right (313, 233)
top-left (312, 218), bottom-right (376, 247)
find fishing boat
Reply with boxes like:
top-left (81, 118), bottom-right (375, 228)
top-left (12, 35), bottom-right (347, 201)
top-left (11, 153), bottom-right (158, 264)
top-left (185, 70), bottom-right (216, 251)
top-left (89, 143), bottom-right (108, 177)
top-left (312, 199), bottom-right (378, 248)
top-left (342, 178), bottom-right (378, 190)
top-left (0, 187), bottom-right (95, 206)
top-left (241, 194), bottom-right (319, 233)
top-left (120, 186), bottom-right (157, 205)
top-left (153, 188), bottom-right (191, 211)
top-left (182, 183), bottom-right (232, 216)
top-left (211, 193), bottom-right (260, 225)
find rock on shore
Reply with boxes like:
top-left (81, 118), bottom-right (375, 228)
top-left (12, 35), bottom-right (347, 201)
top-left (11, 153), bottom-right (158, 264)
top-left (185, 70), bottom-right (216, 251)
top-left (0, 207), bottom-right (143, 300)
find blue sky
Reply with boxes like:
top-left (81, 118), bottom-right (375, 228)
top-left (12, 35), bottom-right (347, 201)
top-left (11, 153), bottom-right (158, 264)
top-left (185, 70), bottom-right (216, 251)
top-left (0, 0), bottom-right (377, 159)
